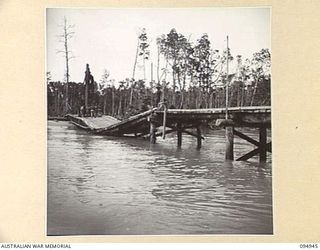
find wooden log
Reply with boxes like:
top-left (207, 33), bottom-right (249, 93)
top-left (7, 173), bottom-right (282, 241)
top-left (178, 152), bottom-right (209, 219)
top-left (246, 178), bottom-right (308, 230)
top-left (225, 126), bottom-right (234, 160)
top-left (197, 126), bottom-right (202, 149)
top-left (177, 122), bottom-right (182, 147)
top-left (150, 122), bottom-right (156, 144)
top-left (259, 125), bottom-right (267, 162)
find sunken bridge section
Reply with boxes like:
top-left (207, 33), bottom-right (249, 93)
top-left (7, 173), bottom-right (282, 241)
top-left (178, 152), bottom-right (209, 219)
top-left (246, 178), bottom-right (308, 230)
top-left (66, 106), bottom-right (271, 162)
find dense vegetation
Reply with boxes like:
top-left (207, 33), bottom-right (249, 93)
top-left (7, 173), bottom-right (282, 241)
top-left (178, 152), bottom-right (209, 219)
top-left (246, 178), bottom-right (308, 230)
top-left (47, 29), bottom-right (271, 119)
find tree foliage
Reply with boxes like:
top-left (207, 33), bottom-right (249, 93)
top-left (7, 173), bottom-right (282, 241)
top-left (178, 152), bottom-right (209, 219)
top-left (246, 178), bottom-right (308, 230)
top-left (48, 29), bottom-right (271, 118)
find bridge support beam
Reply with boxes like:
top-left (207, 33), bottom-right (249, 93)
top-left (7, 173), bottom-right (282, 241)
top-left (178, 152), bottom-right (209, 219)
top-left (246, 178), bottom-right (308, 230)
top-left (225, 126), bottom-right (234, 160)
top-left (234, 128), bottom-right (270, 162)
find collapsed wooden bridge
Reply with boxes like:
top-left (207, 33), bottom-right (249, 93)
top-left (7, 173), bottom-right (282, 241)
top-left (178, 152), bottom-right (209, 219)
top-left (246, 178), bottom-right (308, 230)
top-left (66, 105), bottom-right (271, 162)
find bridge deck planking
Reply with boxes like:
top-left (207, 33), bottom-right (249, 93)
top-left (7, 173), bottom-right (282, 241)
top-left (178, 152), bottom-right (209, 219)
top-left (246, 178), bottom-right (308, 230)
top-left (96, 108), bottom-right (156, 132)
top-left (67, 115), bottom-right (120, 130)
top-left (83, 116), bottom-right (120, 129)
top-left (67, 106), bottom-right (271, 135)
top-left (160, 106), bottom-right (271, 115)
top-left (154, 106), bottom-right (271, 128)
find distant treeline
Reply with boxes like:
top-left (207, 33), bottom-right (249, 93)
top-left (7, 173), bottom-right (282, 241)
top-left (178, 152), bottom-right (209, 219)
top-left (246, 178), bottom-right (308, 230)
top-left (48, 29), bottom-right (271, 119)
top-left (47, 77), bottom-right (270, 119)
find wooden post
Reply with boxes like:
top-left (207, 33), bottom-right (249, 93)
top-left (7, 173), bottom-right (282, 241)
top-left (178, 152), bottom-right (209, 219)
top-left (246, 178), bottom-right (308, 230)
top-left (259, 125), bottom-right (267, 162)
top-left (196, 126), bottom-right (202, 149)
top-left (162, 104), bottom-right (167, 139)
top-left (225, 126), bottom-right (234, 160)
top-left (150, 122), bottom-right (156, 144)
top-left (177, 123), bottom-right (182, 147)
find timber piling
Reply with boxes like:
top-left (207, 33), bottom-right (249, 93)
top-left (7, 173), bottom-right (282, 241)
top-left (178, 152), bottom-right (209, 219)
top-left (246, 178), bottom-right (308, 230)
top-left (150, 121), bottom-right (157, 144)
top-left (225, 126), bottom-right (234, 161)
top-left (259, 125), bottom-right (267, 162)
top-left (66, 106), bottom-right (271, 162)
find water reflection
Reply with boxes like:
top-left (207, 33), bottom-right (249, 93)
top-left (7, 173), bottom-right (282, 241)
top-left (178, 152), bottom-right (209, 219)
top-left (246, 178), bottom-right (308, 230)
top-left (47, 121), bottom-right (273, 235)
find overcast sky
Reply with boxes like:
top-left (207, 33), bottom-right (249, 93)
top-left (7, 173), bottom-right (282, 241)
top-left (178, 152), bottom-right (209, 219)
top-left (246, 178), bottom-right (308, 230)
top-left (46, 8), bottom-right (270, 84)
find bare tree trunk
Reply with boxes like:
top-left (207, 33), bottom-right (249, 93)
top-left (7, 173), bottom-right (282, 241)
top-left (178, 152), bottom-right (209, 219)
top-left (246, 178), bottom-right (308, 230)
top-left (132, 39), bottom-right (139, 80)
top-left (205, 91), bottom-right (209, 108)
top-left (157, 44), bottom-right (160, 84)
top-left (195, 89), bottom-right (198, 108)
top-left (250, 79), bottom-right (259, 106)
top-left (180, 90), bottom-right (184, 109)
top-left (229, 86), bottom-right (233, 107)
top-left (240, 84), bottom-right (244, 107)
top-left (172, 71), bottom-right (176, 107)
top-left (64, 18), bottom-right (69, 114)
top-left (177, 72), bottom-right (182, 108)
top-left (181, 73), bottom-right (187, 108)
top-left (162, 59), bottom-right (169, 102)
top-left (111, 88), bottom-right (115, 116)
top-left (57, 93), bottom-right (60, 115)
top-left (57, 17), bottom-right (75, 114)
top-left (236, 85), bottom-right (240, 107)
top-left (103, 93), bottom-right (107, 114)
top-left (209, 92), bottom-right (213, 108)
top-left (55, 90), bottom-right (59, 116)
top-left (124, 91), bottom-right (128, 113)
top-left (161, 82), bottom-right (166, 103)
top-left (129, 82), bottom-right (134, 106)
top-left (118, 94), bottom-right (122, 116)
top-left (197, 88), bottom-right (202, 108)
top-left (143, 56), bottom-right (146, 80)
top-left (150, 63), bottom-right (154, 106)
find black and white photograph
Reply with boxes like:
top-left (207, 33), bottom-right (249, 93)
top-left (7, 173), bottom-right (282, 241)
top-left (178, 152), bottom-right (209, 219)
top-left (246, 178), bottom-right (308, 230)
top-left (46, 7), bottom-right (272, 236)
